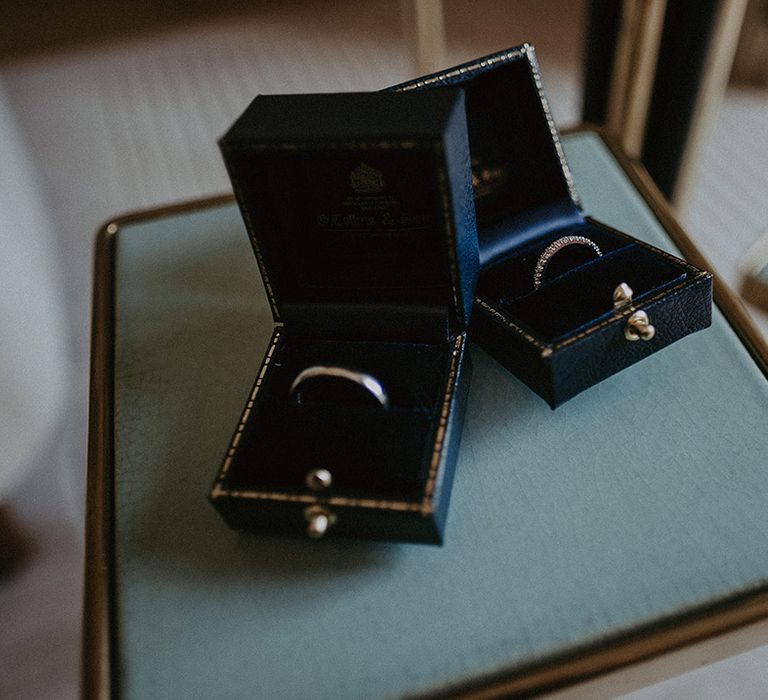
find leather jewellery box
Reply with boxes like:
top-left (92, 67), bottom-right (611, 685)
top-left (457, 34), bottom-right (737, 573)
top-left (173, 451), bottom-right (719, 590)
top-left (391, 44), bottom-right (713, 407)
top-left (210, 90), bottom-right (479, 544)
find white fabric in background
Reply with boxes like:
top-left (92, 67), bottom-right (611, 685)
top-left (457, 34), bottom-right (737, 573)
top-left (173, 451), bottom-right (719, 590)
top-left (0, 85), bottom-right (70, 500)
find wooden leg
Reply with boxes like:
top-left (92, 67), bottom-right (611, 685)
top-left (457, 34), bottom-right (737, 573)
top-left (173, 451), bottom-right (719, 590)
top-left (672, 0), bottom-right (748, 210)
top-left (400, 0), bottom-right (446, 74)
top-left (606, 0), bottom-right (667, 159)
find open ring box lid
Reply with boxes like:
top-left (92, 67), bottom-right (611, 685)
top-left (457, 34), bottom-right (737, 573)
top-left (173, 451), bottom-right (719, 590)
top-left (210, 89), bottom-right (479, 544)
top-left (391, 44), bottom-right (713, 407)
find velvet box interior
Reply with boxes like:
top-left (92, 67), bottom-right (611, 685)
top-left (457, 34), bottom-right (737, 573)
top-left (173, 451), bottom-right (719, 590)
top-left (391, 44), bottom-right (713, 407)
top-left (210, 90), bottom-right (479, 544)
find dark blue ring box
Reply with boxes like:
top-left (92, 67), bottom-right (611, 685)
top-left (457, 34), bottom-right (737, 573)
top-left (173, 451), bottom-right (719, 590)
top-left (391, 44), bottom-right (713, 407)
top-left (210, 90), bottom-right (479, 544)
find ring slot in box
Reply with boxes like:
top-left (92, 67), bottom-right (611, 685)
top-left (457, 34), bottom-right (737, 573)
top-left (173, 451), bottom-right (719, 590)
top-left (210, 90), bottom-right (478, 543)
top-left (391, 44), bottom-right (713, 407)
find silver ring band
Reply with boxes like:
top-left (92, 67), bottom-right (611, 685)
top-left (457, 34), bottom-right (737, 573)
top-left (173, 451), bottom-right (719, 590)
top-left (290, 366), bottom-right (389, 408)
top-left (533, 235), bottom-right (603, 290)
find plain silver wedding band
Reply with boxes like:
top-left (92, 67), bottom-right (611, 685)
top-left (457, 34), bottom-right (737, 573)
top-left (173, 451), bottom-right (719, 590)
top-left (289, 366), bottom-right (389, 408)
top-left (533, 235), bottom-right (603, 290)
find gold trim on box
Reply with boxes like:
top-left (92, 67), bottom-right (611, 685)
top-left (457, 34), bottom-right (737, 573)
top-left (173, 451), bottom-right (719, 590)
top-left (421, 333), bottom-right (464, 512)
top-left (475, 218), bottom-right (712, 355)
top-left (211, 331), bottom-right (465, 516)
top-left (434, 149), bottom-right (465, 326)
top-left (212, 328), bottom-right (282, 486)
top-left (84, 134), bottom-right (768, 700)
top-left (393, 43), bottom-right (582, 212)
top-left (477, 270), bottom-right (711, 355)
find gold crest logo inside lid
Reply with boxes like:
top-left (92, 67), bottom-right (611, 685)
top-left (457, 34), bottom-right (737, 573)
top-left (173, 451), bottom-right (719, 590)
top-left (350, 163), bottom-right (385, 194)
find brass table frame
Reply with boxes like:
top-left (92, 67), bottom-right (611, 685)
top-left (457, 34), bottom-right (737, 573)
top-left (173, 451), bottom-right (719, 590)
top-left (83, 128), bottom-right (768, 699)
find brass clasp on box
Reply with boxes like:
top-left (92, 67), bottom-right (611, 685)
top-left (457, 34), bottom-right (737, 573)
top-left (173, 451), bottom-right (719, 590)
top-left (305, 468), bottom-right (332, 491)
top-left (612, 282), bottom-right (634, 311)
top-left (303, 469), bottom-right (335, 539)
top-left (625, 310), bottom-right (655, 342)
top-left (304, 505), bottom-right (336, 539)
top-left (613, 283), bottom-right (655, 342)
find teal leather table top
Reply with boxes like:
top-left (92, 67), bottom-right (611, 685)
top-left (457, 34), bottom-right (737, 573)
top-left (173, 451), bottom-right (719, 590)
top-left (110, 133), bottom-right (768, 699)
